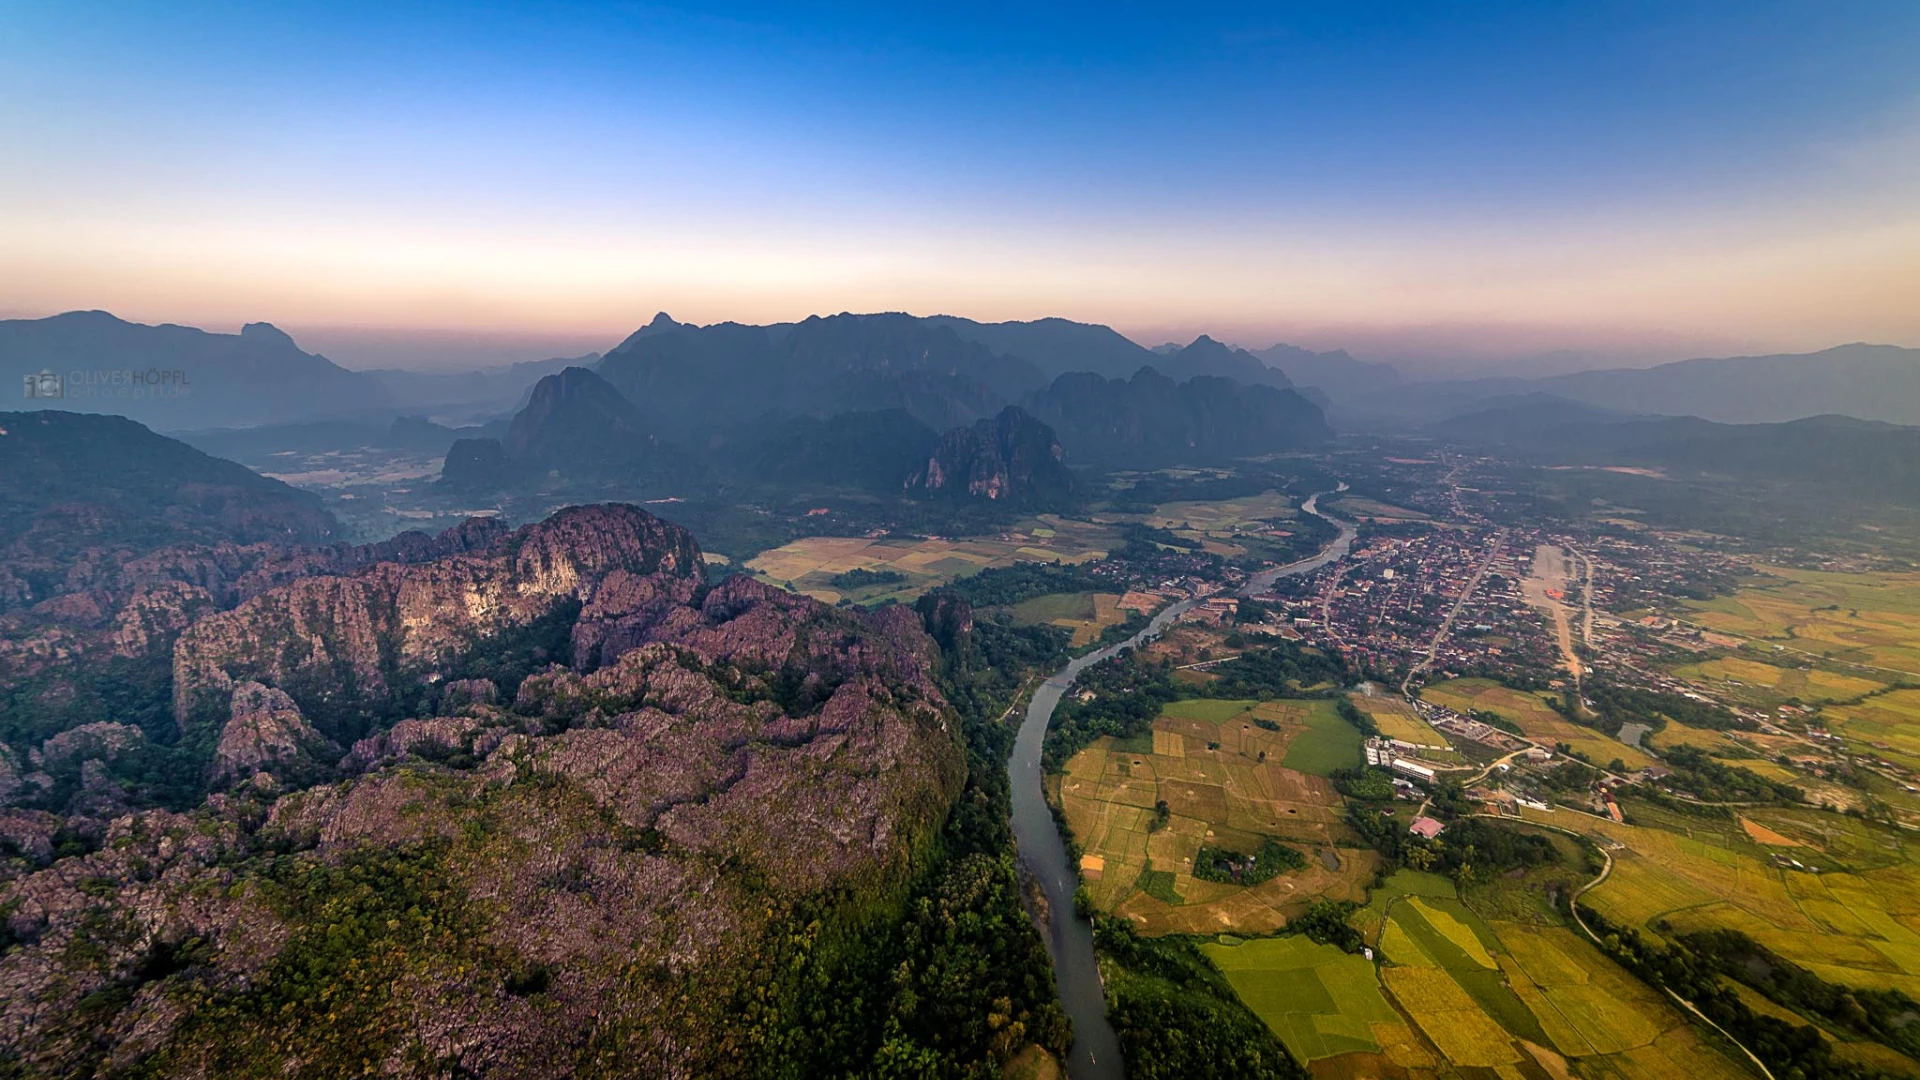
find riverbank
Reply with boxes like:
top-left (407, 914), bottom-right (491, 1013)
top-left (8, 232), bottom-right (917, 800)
top-left (1010, 485), bottom-right (1352, 1079)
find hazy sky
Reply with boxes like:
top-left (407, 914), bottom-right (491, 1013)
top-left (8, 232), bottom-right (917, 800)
top-left (2, 1), bottom-right (1916, 371)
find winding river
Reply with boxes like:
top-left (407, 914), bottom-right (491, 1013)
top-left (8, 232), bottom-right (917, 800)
top-left (1008, 488), bottom-right (1354, 1078)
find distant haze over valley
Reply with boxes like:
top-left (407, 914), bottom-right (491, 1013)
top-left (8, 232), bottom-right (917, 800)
top-left (4, 307), bottom-right (1916, 433)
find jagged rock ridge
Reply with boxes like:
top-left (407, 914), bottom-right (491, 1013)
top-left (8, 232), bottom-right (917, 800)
top-left (0, 504), bottom-right (966, 1077)
top-left (907, 406), bottom-right (1075, 504)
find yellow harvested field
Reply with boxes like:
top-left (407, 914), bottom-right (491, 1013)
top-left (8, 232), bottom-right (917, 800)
top-left (1740, 816), bottom-right (1802, 847)
top-left (1422, 678), bottom-right (1655, 770)
top-left (1673, 655), bottom-right (1884, 702)
top-left (1521, 803), bottom-right (1920, 999)
top-left (1331, 496), bottom-right (1430, 522)
top-left (1826, 690), bottom-right (1920, 772)
top-left (1354, 695), bottom-right (1450, 747)
top-left (1683, 566), bottom-right (1920, 677)
top-left (1381, 966), bottom-right (1520, 1067)
top-left (1379, 917), bottom-right (1432, 967)
top-left (1011, 591), bottom-right (1129, 646)
top-left (1613, 1027), bottom-right (1759, 1080)
top-left (1195, 850), bottom-right (1755, 1079)
top-left (1147, 492), bottom-right (1300, 532)
top-left (1408, 898), bottom-right (1497, 969)
top-left (745, 516), bottom-right (1116, 603)
top-left (1371, 1021), bottom-right (1439, 1069)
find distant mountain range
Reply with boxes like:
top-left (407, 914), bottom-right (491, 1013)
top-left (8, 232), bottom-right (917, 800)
top-left (1028, 366), bottom-right (1330, 467)
top-left (1, 311), bottom-right (390, 430)
top-left (0, 410), bottom-right (340, 608)
top-left (1529, 344), bottom-right (1920, 425)
top-left (364, 353), bottom-right (597, 418)
top-left (1248, 343), bottom-right (1402, 401)
top-left (594, 311), bottom-right (1047, 438)
top-left (10, 309), bottom-right (1915, 442)
top-left (443, 318), bottom-right (1336, 501)
top-left (1434, 396), bottom-right (1920, 505)
top-left (442, 367), bottom-right (704, 492)
top-left (1354, 343), bottom-right (1920, 428)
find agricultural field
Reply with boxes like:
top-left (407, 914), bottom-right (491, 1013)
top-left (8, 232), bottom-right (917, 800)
top-left (1147, 491), bottom-right (1302, 534)
top-left (1058, 698), bottom-right (1375, 935)
top-left (1146, 490), bottom-right (1312, 558)
top-left (1325, 495), bottom-right (1430, 522)
top-left (1216, 861), bottom-right (1752, 1080)
top-left (1679, 566), bottom-right (1920, 679)
top-left (1201, 935), bottom-right (1415, 1063)
top-left (1283, 698), bottom-right (1368, 776)
top-left (1521, 801), bottom-right (1920, 1003)
top-left (1351, 694), bottom-right (1451, 749)
top-left (1670, 653), bottom-right (1886, 707)
top-left (1139, 623), bottom-right (1245, 672)
top-left (1824, 689), bottom-right (1920, 772)
top-left (1421, 677), bottom-right (1656, 770)
top-left (1009, 591), bottom-right (1126, 646)
top-left (744, 514), bottom-right (1115, 603)
top-left (1641, 724), bottom-right (1807, 786)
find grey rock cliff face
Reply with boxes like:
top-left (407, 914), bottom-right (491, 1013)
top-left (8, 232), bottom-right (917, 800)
top-left (171, 504), bottom-right (704, 744)
top-left (907, 405), bottom-right (1075, 504)
top-left (0, 512), bottom-right (967, 1077)
top-left (208, 681), bottom-right (336, 788)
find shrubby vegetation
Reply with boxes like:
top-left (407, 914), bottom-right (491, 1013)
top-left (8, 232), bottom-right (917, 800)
top-left (1285, 899), bottom-right (1366, 953)
top-left (1581, 680), bottom-right (1743, 733)
top-left (943, 561), bottom-right (1109, 608)
top-left (1191, 838), bottom-right (1307, 886)
top-left (1334, 696), bottom-right (1378, 736)
top-left (1677, 927), bottom-right (1920, 1061)
top-left (1041, 641), bottom-right (1347, 771)
top-left (1648, 744), bottom-right (1804, 804)
top-left (1092, 918), bottom-right (1308, 1080)
top-left (1346, 809), bottom-right (1560, 885)
top-left (744, 589), bottom-right (1074, 1076)
top-left (1330, 765), bottom-right (1398, 801)
top-left (1582, 907), bottom-right (1884, 1080)
top-left (828, 566), bottom-right (907, 590)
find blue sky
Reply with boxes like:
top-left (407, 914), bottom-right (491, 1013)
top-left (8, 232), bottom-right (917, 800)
top-left (2, 1), bottom-right (1916, 369)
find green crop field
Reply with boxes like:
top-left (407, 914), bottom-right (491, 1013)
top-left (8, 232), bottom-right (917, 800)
top-left (1160, 697), bottom-right (1264, 723)
top-left (1008, 590), bottom-right (1126, 646)
top-left (1672, 654), bottom-right (1886, 706)
top-left (1201, 936), bottom-right (1404, 1061)
top-left (1278, 697), bottom-right (1365, 776)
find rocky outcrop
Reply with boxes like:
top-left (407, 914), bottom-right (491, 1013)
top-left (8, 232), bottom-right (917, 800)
top-left (172, 504), bottom-right (704, 743)
top-left (0, 516), bottom-right (512, 691)
top-left (439, 435), bottom-right (509, 491)
top-left (36, 722), bottom-right (145, 771)
top-left (437, 369), bottom-right (697, 491)
top-left (208, 682), bottom-right (337, 788)
top-left (0, 539), bottom-right (965, 1077)
top-left (907, 406), bottom-right (1075, 505)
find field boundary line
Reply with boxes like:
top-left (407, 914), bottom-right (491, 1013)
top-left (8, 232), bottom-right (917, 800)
top-left (1480, 814), bottom-right (1777, 1080)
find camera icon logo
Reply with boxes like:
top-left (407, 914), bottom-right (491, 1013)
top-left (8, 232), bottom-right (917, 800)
top-left (23, 369), bottom-right (64, 400)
